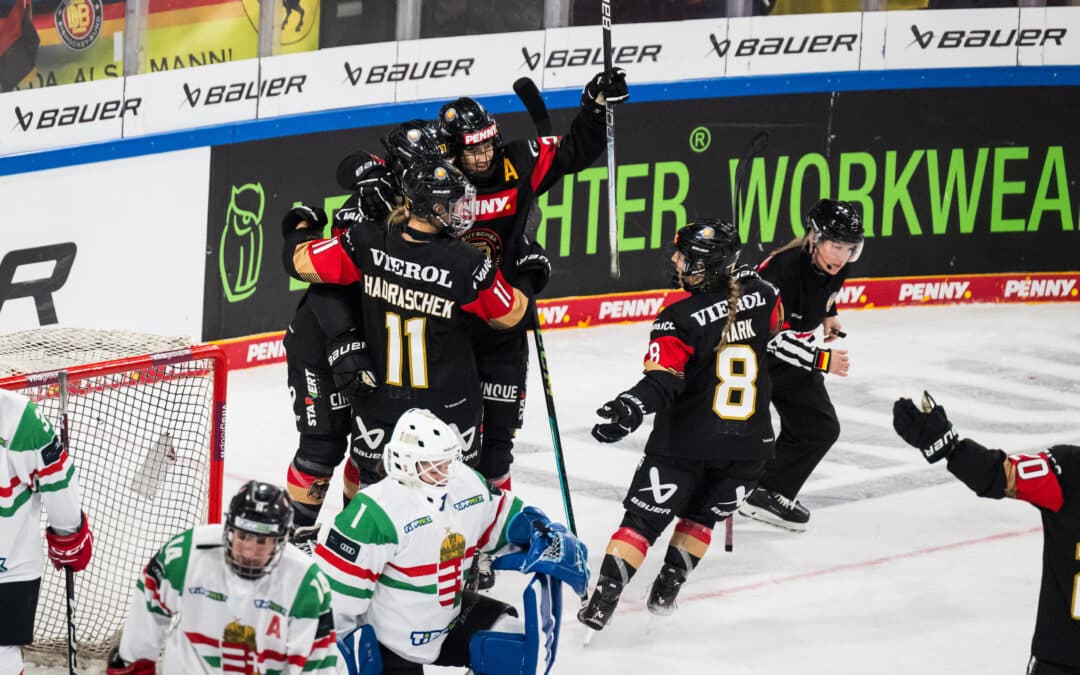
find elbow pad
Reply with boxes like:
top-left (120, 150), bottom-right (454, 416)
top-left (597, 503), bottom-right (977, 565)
top-left (946, 439), bottom-right (1008, 499)
top-left (625, 369), bottom-right (683, 415)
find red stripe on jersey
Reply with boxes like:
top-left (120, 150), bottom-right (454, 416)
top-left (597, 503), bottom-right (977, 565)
top-left (143, 572), bottom-right (172, 614)
top-left (388, 560), bottom-right (438, 577)
top-left (1009, 453), bottom-right (1065, 512)
top-left (257, 648), bottom-right (287, 663)
top-left (611, 527), bottom-right (649, 556)
top-left (2, 451), bottom-right (73, 495)
top-left (0, 475), bottom-right (20, 497)
top-left (299, 237), bottom-right (362, 285)
top-left (462, 271), bottom-right (516, 323)
top-left (315, 545), bottom-right (381, 581)
top-left (647, 335), bottom-right (693, 374)
top-left (185, 631), bottom-right (220, 647)
top-left (769, 298), bottom-right (784, 333)
top-left (476, 494), bottom-right (505, 549)
top-left (674, 519), bottom-right (713, 546)
top-left (530, 138), bottom-right (560, 192)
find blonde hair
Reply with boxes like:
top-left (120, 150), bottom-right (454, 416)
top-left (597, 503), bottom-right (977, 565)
top-left (388, 206), bottom-right (410, 228)
top-left (714, 273), bottom-right (743, 354)
top-left (769, 233), bottom-right (813, 257)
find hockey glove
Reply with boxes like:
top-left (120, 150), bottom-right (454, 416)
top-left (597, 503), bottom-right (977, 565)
top-left (592, 393), bottom-right (646, 443)
top-left (46, 511), bottom-right (93, 572)
top-left (336, 150), bottom-right (386, 191)
top-left (892, 391), bottom-right (959, 463)
top-left (581, 67), bottom-right (629, 116)
top-left (281, 204), bottom-right (328, 235)
top-left (327, 330), bottom-right (377, 400)
top-left (514, 240), bottom-right (551, 297)
top-left (106, 645), bottom-right (156, 674)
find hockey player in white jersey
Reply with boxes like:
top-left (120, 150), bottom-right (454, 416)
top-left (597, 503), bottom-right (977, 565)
top-left (105, 481), bottom-right (336, 674)
top-left (315, 408), bottom-right (588, 675)
top-left (0, 388), bottom-right (93, 675)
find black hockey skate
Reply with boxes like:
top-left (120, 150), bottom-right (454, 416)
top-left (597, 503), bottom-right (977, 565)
top-left (289, 524), bottom-right (321, 556)
top-left (646, 564), bottom-right (687, 617)
top-left (577, 576), bottom-right (623, 632)
top-left (738, 487), bottom-right (810, 532)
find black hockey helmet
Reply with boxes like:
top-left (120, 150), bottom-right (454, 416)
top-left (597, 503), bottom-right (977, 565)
top-left (223, 480), bottom-right (293, 580)
top-left (806, 199), bottom-right (864, 262)
top-left (671, 218), bottom-right (741, 293)
top-left (381, 119), bottom-right (447, 178)
top-left (401, 160), bottom-right (477, 237)
top-left (438, 97), bottom-right (503, 179)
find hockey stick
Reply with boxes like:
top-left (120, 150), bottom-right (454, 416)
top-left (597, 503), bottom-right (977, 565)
top-left (601, 0), bottom-right (620, 279)
top-left (512, 77), bottom-right (552, 136)
top-left (512, 76), bottom-right (579, 537)
top-left (725, 132), bottom-right (770, 554)
top-left (57, 371), bottom-right (79, 675)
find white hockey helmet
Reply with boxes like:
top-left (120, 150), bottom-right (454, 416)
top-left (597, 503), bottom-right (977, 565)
top-left (383, 408), bottom-right (463, 492)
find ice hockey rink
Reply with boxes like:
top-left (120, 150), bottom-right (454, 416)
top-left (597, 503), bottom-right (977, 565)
top-left (34, 301), bottom-right (1079, 674)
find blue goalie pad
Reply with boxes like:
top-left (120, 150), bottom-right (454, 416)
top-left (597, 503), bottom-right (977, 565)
top-left (337, 624), bottom-right (382, 675)
top-left (504, 506), bottom-right (552, 546)
top-left (493, 514), bottom-right (589, 597)
top-left (470, 573), bottom-right (563, 675)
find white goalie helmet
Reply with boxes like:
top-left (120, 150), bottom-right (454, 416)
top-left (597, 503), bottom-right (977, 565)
top-left (383, 408), bottom-right (464, 493)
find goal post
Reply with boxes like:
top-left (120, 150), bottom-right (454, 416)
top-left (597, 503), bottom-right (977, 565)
top-left (0, 329), bottom-right (227, 662)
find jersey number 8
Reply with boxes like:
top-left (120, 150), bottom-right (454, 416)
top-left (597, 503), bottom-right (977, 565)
top-left (712, 344), bottom-right (758, 420)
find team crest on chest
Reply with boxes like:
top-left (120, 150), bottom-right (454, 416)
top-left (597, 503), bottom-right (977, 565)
top-left (461, 228), bottom-right (504, 268)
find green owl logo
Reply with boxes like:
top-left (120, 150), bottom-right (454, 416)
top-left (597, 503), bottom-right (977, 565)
top-left (219, 183), bottom-right (265, 303)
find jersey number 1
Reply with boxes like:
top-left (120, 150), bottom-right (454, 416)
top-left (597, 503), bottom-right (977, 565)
top-left (713, 344), bottom-right (758, 420)
top-left (385, 313), bottom-right (429, 388)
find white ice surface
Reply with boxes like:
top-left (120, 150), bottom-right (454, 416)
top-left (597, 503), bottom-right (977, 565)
top-left (31, 303), bottom-right (1080, 674)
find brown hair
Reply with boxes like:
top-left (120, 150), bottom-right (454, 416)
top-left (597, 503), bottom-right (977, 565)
top-left (715, 273), bottom-right (743, 354)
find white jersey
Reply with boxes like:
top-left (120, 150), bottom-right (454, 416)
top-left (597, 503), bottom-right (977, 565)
top-left (0, 388), bottom-right (83, 584)
top-left (118, 524), bottom-right (336, 674)
top-left (314, 465), bottom-right (523, 664)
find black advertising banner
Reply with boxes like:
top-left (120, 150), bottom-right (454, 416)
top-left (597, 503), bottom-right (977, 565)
top-left (204, 86), bottom-right (1080, 341)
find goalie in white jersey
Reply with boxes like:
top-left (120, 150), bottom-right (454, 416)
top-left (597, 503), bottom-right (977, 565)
top-left (315, 408), bottom-right (587, 674)
top-left (106, 481), bottom-right (336, 675)
top-left (0, 388), bottom-right (93, 675)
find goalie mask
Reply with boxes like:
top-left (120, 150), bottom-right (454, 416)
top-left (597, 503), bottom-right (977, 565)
top-left (671, 218), bottom-right (741, 293)
top-left (806, 199), bottom-right (864, 263)
top-left (438, 97), bottom-right (503, 180)
top-left (383, 408), bottom-right (463, 497)
top-left (401, 160), bottom-right (477, 237)
top-left (381, 119), bottom-right (447, 179)
top-left (224, 481), bottom-right (292, 580)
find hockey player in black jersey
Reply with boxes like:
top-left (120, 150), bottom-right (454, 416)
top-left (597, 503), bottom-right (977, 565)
top-left (578, 219), bottom-right (785, 633)
top-left (738, 198), bottom-right (861, 532)
top-left (893, 393), bottom-right (1080, 674)
top-left (436, 68), bottom-right (629, 492)
top-left (285, 159), bottom-right (532, 501)
top-left (282, 123), bottom-right (443, 549)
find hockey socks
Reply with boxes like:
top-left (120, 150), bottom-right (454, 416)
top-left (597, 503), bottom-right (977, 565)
top-left (286, 458), bottom-right (333, 528)
top-left (649, 519), bottom-right (709, 616)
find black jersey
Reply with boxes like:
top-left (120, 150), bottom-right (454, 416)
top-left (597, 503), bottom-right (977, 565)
top-left (1021, 445), bottom-right (1080, 667)
top-left (339, 224), bottom-right (512, 411)
top-left (461, 109), bottom-right (605, 287)
top-left (757, 245), bottom-right (850, 334)
top-left (642, 271), bottom-right (783, 460)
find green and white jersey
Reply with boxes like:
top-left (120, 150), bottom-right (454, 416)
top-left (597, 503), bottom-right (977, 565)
top-left (118, 524), bottom-right (336, 674)
top-left (0, 388), bottom-right (82, 584)
top-left (314, 464), bottom-right (524, 664)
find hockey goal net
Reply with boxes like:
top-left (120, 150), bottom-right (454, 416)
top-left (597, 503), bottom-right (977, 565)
top-left (0, 328), bottom-right (226, 663)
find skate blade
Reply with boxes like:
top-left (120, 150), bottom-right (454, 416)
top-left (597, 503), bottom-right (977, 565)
top-left (737, 507), bottom-right (807, 533)
top-left (583, 627), bottom-right (599, 646)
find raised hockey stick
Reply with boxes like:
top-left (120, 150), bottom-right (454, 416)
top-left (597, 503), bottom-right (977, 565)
top-left (513, 76), bottom-right (579, 537)
top-left (512, 77), bottom-right (552, 136)
top-left (601, 0), bottom-right (620, 279)
top-left (57, 371), bottom-right (79, 675)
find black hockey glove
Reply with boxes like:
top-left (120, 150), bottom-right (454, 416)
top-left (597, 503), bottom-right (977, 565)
top-left (515, 240), bottom-right (551, 297)
top-left (892, 391), bottom-right (959, 463)
top-left (327, 330), bottom-right (377, 400)
top-left (592, 392), bottom-right (646, 443)
top-left (336, 151), bottom-right (387, 191)
top-left (282, 204), bottom-right (328, 236)
top-left (354, 170), bottom-right (396, 223)
top-left (581, 67), bottom-right (629, 116)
